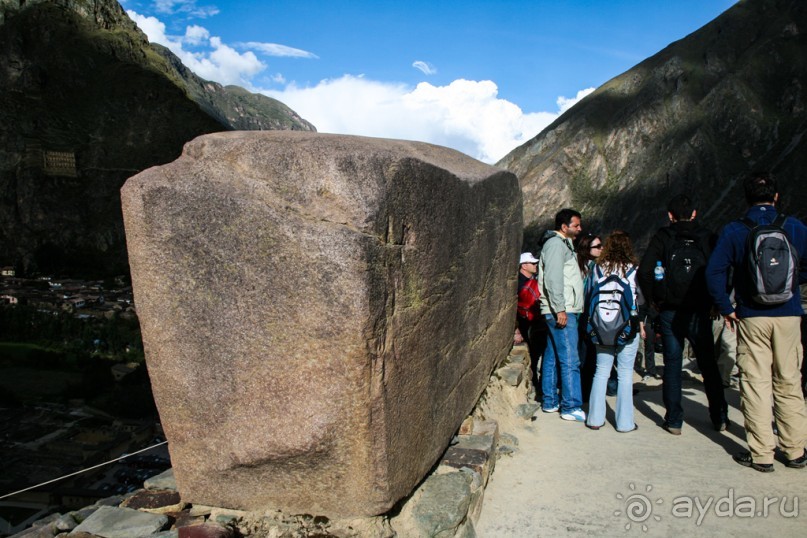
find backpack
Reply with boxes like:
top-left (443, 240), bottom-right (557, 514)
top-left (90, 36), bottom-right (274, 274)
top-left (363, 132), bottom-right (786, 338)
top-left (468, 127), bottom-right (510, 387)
top-left (657, 230), bottom-right (708, 306)
top-left (741, 214), bottom-right (799, 305)
top-left (585, 265), bottom-right (639, 346)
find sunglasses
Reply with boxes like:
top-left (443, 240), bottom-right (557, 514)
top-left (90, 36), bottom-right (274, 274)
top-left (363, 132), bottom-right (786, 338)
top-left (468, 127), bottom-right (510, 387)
top-left (590, 244), bottom-right (603, 249)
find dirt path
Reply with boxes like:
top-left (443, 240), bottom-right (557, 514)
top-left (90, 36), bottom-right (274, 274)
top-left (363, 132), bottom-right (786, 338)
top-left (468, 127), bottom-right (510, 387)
top-left (476, 372), bottom-right (807, 537)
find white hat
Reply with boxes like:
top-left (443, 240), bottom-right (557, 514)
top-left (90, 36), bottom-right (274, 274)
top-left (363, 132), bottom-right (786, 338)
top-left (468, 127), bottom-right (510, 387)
top-left (519, 252), bottom-right (538, 264)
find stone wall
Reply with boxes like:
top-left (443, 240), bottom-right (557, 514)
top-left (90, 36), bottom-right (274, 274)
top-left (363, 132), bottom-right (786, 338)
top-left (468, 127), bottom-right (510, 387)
top-left (121, 132), bottom-right (522, 517)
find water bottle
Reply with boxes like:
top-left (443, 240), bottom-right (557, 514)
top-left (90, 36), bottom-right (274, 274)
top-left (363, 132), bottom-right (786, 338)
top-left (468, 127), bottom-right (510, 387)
top-left (654, 261), bottom-right (665, 281)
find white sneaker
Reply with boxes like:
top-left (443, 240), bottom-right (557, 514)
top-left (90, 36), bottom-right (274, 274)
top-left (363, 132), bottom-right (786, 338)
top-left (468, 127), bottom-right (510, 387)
top-left (542, 405), bottom-right (559, 413)
top-left (560, 409), bottom-right (586, 422)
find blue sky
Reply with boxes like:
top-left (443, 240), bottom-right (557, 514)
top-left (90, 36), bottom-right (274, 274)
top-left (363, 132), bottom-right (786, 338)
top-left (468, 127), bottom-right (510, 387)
top-left (121, 0), bottom-right (737, 162)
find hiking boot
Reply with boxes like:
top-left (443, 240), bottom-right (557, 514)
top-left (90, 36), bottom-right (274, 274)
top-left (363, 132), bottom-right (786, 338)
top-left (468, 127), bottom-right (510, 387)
top-left (733, 451), bottom-right (774, 473)
top-left (663, 423), bottom-right (682, 436)
top-left (785, 449), bottom-right (807, 469)
top-left (560, 409), bottom-right (586, 422)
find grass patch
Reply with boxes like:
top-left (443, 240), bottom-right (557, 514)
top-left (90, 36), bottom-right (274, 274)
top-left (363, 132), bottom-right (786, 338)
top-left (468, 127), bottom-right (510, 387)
top-left (0, 367), bottom-right (83, 403)
top-left (0, 342), bottom-right (64, 368)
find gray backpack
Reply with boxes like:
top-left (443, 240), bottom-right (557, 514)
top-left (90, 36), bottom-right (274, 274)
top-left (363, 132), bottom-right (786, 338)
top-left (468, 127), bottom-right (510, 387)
top-left (741, 214), bottom-right (799, 305)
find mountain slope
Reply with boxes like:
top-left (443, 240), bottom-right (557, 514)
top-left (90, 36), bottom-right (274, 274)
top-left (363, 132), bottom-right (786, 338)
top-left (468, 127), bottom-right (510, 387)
top-left (0, 0), bottom-right (314, 277)
top-left (500, 0), bottom-right (807, 251)
top-left (151, 43), bottom-right (315, 132)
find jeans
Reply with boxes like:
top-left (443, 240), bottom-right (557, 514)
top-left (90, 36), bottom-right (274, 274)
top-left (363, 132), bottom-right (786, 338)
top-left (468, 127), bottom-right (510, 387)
top-left (659, 309), bottom-right (728, 428)
top-left (588, 336), bottom-right (640, 431)
top-left (542, 313), bottom-right (583, 413)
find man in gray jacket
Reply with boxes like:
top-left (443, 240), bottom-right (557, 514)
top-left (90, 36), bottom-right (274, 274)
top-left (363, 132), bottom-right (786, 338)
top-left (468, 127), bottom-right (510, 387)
top-left (537, 208), bottom-right (586, 421)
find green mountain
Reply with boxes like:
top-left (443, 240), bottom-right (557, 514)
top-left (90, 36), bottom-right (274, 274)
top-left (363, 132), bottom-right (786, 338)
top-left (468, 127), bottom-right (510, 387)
top-left (0, 0), bottom-right (314, 277)
top-left (499, 0), bottom-right (807, 251)
top-left (149, 43), bottom-right (315, 132)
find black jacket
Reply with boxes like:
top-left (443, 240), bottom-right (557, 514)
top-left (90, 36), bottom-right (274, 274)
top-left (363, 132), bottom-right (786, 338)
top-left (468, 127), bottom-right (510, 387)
top-left (637, 221), bottom-right (716, 312)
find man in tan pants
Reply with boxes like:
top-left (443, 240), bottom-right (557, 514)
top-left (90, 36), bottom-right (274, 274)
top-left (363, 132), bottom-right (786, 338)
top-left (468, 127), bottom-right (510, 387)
top-left (706, 173), bottom-right (807, 472)
top-left (736, 318), bottom-right (805, 468)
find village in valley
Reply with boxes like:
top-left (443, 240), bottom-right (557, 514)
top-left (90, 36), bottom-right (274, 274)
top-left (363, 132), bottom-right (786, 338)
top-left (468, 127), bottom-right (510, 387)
top-left (0, 268), bottom-right (134, 319)
top-left (0, 269), bottom-right (170, 537)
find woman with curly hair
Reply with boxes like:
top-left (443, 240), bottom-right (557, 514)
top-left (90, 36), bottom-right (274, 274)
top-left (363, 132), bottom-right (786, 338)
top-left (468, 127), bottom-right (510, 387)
top-left (585, 230), bottom-right (642, 432)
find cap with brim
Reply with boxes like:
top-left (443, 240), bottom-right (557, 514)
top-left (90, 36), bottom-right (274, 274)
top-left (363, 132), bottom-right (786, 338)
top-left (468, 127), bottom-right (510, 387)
top-left (520, 252), bottom-right (538, 264)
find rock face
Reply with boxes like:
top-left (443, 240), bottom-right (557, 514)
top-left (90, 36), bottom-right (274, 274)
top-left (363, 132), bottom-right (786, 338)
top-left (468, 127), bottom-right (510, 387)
top-left (500, 0), bottom-right (807, 251)
top-left (0, 0), bottom-right (314, 277)
top-left (121, 132), bottom-right (521, 517)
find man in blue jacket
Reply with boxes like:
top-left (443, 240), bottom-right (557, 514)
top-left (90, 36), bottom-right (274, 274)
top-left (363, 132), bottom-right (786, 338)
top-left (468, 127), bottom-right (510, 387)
top-left (706, 173), bottom-right (807, 472)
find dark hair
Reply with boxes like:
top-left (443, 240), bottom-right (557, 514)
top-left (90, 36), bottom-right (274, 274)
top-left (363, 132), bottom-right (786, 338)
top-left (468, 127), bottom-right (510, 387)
top-left (554, 208), bottom-right (581, 231)
top-left (744, 173), bottom-right (777, 205)
top-left (598, 231), bottom-right (637, 276)
top-left (575, 234), bottom-right (600, 275)
top-left (667, 194), bottom-right (695, 221)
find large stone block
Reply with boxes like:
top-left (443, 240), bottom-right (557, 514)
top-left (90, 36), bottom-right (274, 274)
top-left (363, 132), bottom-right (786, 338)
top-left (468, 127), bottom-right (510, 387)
top-left (121, 131), bottom-right (521, 517)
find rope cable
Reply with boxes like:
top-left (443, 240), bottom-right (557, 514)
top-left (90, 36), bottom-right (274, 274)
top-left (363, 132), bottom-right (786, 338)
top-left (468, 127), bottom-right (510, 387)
top-left (0, 440), bottom-right (168, 501)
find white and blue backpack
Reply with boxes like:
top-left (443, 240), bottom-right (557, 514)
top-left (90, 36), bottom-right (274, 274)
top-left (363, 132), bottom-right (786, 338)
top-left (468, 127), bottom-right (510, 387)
top-left (585, 265), bottom-right (638, 346)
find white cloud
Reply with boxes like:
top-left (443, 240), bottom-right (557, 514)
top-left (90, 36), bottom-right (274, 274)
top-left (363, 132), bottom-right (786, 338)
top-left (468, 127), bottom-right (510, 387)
top-left (153, 0), bottom-right (219, 18)
top-left (264, 76), bottom-right (567, 163)
top-left (238, 42), bottom-right (318, 59)
top-left (202, 37), bottom-right (264, 85)
top-left (128, 11), bottom-right (170, 44)
top-left (557, 87), bottom-right (595, 113)
top-left (183, 24), bottom-right (210, 45)
top-left (412, 61), bottom-right (437, 75)
top-left (153, 0), bottom-right (180, 12)
top-left (128, 10), bottom-right (264, 86)
top-left (127, 10), bottom-right (593, 163)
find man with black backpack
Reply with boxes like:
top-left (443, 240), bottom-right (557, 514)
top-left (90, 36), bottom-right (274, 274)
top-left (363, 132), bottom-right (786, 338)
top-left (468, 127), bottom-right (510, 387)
top-left (638, 195), bottom-right (728, 436)
top-left (706, 173), bottom-right (807, 472)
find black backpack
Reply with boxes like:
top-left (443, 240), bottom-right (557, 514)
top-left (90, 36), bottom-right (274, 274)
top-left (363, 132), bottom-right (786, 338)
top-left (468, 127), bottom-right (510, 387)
top-left (741, 214), bottom-right (799, 305)
top-left (656, 230), bottom-right (708, 306)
